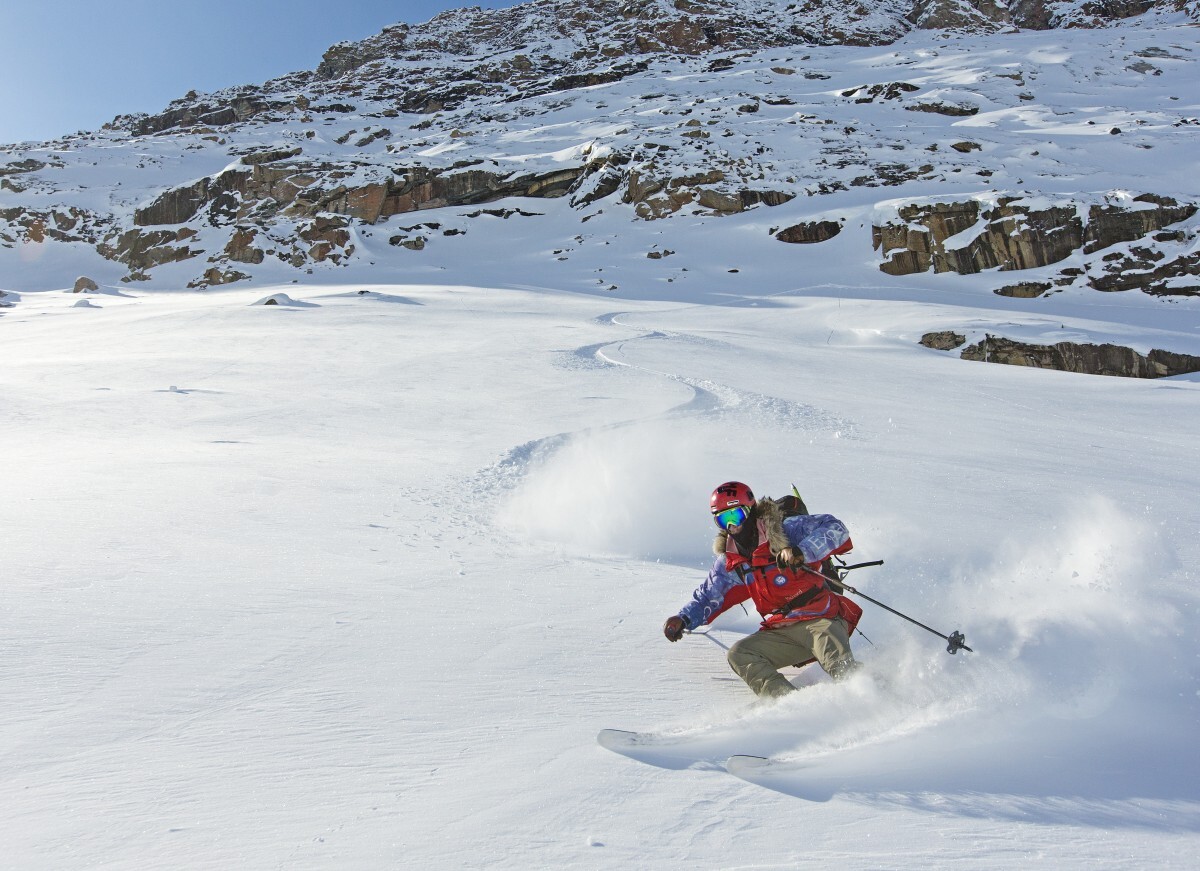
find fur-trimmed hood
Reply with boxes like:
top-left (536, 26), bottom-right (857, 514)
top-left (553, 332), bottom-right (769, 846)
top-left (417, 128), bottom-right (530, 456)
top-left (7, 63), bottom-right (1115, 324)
top-left (713, 496), bottom-right (791, 557)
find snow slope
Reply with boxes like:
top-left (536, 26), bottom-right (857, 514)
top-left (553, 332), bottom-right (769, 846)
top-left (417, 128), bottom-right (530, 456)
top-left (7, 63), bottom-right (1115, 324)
top-left (2, 9), bottom-right (1199, 871)
top-left (1, 271), bottom-right (1197, 868)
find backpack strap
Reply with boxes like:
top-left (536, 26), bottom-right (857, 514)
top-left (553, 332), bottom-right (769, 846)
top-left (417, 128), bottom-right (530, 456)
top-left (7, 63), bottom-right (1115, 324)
top-left (770, 582), bottom-right (827, 616)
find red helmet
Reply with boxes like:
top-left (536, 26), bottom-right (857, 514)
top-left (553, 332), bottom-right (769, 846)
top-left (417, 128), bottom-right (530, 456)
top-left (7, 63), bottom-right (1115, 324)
top-left (710, 481), bottom-right (754, 514)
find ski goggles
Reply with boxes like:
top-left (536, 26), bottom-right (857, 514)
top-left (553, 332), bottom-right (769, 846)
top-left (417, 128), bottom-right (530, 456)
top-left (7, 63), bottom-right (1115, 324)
top-left (713, 505), bottom-right (750, 530)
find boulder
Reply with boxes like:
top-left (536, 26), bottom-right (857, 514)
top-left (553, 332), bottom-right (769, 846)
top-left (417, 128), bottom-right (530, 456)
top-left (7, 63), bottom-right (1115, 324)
top-left (840, 82), bottom-right (920, 103)
top-left (73, 276), bottom-right (99, 293)
top-left (919, 331), bottom-right (967, 350)
top-left (776, 220), bottom-right (842, 244)
top-left (697, 189), bottom-right (743, 213)
top-left (187, 267), bottom-right (251, 289)
top-left (994, 281), bottom-right (1051, 298)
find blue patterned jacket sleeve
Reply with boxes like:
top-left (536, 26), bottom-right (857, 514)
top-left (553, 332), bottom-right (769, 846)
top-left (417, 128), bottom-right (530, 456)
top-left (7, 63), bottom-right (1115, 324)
top-left (677, 557), bottom-right (745, 630)
top-left (782, 513), bottom-right (851, 563)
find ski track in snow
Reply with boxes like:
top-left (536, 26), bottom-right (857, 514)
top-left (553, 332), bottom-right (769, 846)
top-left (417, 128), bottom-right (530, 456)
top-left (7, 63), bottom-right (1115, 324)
top-left (483, 309), bottom-right (862, 506)
top-left (594, 331), bottom-right (862, 437)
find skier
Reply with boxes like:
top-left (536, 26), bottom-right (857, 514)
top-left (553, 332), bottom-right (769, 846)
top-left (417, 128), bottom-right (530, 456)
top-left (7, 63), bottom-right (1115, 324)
top-left (663, 481), bottom-right (863, 698)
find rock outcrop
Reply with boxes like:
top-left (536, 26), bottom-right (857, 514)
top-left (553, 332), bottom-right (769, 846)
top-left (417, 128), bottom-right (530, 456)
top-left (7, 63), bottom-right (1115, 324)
top-left (134, 156), bottom-right (584, 231)
top-left (874, 197), bottom-right (1084, 274)
top-left (0, 205), bottom-right (111, 249)
top-left (96, 228), bottom-right (203, 278)
top-left (921, 331), bottom-right (1200, 377)
top-left (873, 193), bottom-right (1198, 296)
top-left (1008, 0), bottom-right (1158, 29)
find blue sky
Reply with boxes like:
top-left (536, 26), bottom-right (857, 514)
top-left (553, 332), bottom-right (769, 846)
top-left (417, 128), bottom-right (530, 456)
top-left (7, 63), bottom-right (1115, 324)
top-left (0, 0), bottom-right (525, 145)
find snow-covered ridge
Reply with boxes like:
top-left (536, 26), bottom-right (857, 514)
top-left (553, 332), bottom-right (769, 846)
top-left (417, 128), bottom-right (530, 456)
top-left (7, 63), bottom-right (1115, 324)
top-left (95, 0), bottom-right (1199, 137)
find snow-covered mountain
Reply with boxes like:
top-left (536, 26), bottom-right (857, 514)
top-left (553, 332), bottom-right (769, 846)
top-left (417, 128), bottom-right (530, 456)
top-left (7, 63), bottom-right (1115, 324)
top-left (2, 0), bottom-right (1199, 373)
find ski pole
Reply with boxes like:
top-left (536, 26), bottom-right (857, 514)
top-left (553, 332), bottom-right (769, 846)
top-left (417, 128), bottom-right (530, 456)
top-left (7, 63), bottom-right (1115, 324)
top-left (692, 629), bottom-right (731, 652)
top-left (837, 576), bottom-right (973, 654)
top-left (785, 485), bottom-right (971, 655)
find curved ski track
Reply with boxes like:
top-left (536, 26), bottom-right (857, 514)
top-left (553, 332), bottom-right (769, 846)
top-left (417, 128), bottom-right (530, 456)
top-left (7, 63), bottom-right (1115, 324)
top-left (474, 310), bottom-right (862, 504)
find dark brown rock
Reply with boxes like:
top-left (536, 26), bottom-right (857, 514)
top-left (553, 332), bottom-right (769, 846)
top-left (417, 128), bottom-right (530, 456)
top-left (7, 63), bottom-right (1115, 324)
top-left (132, 160), bottom-right (587, 233)
top-left (238, 147), bottom-right (303, 165)
top-left (840, 82), bottom-right (920, 102)
top-left (187, 267), bottom-right (251, 289)
top-left (224, 227), bottom-right (265, 264)
top-left (909, 0), bottom-right (1013, 30)
top-left (959, 335), bottom-right (1200, 378)
top-left (0, 158), bottom-right (47, 176)
top-left (871, 195), bottom-right (1196, 280)
top-left (97, 228), bottom-right (203, 272)
top-left (1089, 249), bottom-right (1200, 295)
top-left (1083, 194), bottom-right (1197, 253)
top-left (944, 202), bottom-right (1082, 273)
top-left (134, 169), bottom-right (250, 226)
top-left (994, 281), bottom-right (1051, 298)
top-left (906, 101), bottom-right (979, 116)
top-left (919, 331), bottom-right (967, 350)
top-left (776, 220), bottom-right (842, 244)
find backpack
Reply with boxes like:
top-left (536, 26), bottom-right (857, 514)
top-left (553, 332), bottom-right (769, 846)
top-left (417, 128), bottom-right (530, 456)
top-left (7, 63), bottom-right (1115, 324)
top-left (772, 488), bottom-right (844, 591)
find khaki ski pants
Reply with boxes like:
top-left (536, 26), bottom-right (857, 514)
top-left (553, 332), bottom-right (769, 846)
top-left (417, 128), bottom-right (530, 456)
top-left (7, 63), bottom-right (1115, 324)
top-left (726, 617), bottom-right (854, 698)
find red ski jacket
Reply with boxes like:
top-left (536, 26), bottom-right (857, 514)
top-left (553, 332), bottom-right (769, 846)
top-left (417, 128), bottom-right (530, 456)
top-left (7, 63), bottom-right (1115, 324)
top-left (678, 509), bottom-right (862, 633)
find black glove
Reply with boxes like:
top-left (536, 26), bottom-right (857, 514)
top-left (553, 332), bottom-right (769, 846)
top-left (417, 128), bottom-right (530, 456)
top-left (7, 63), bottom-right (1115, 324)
top-left (663, 615), bottom-right (687, 642)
